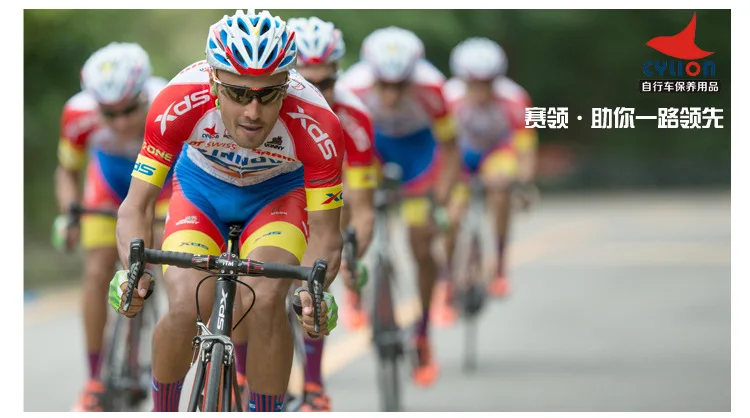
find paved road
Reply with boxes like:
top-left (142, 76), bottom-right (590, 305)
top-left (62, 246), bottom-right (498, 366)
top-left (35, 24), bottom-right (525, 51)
top-left (24, 191), bottom-right (730, 412)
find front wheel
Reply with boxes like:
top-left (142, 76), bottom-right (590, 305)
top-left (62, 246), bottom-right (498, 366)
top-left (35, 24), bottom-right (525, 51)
top-left (203, 343), bottom-right (225, 412)
top-left (377, 356), bottom-right (401, 412)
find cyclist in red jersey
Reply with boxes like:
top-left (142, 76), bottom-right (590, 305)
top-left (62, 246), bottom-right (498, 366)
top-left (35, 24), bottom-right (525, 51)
top-left (442, 38), bottom-right (539, 302)
top-left (52, 42), bottom-right (172, 412)
top-left (107, 10), bottom-right (345, 412)
top-left (284, 16), bottom-right (378, 411)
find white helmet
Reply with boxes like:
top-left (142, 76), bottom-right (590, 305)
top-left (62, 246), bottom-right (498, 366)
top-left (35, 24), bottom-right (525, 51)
top-left (287, 16), bottom-right (345, 66)
top-left (206, 9), bottom-right (297, 76)
top-left (360, 27), bottom-right (424, 83)
top-left (80, 42), bottom-right (152, 105)
top-left (450, 37), bottom-right (507, 81)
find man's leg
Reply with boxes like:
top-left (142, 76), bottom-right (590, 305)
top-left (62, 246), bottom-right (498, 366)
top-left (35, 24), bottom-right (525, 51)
top-left (480, 145), bottom-right (518, 297)
top-left (72, 158), bottom-right (124, 412)
top-left (238, 188), bottom-right (309, 412)
top-left (401, 197), bottom-right (441, 387)
top-left (150, 179), bottom-right (227, 412)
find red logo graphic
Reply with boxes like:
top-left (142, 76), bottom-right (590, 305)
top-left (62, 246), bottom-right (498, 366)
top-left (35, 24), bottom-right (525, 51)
top-left (646, 12), bottom-right (713, 60)
top-left (204, 125), bottom-right (218, 137)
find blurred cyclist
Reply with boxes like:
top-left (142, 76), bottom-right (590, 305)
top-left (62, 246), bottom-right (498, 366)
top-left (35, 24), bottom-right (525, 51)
top-left (285, 16), bottom-right (377, 411)
top-left (108, 10), bottom-right (344, 412)
top-left (339, 26), bottom-right (461, 388)
top-left (52, 42), bottom-right (171, 412)
top-left (441, 37), bottom-right (538, 305)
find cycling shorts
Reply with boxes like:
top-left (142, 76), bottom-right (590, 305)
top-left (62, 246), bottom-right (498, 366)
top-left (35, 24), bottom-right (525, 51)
top-left (450, 142), bottom-right (518, 206)
top-left (373, 127), bottom-right (442, 227)
top-left (81, 149), bottom-right (173, 249)
top-left (160, 150), bottom-right (309, 273)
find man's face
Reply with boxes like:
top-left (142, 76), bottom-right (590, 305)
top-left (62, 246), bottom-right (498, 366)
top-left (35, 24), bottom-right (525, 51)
top-left (98, 95), bottom-right (148, 140)
top-left (295, 63), bottom-right (337, 107)
top-left (465, 79), bottom-right (495, 106)
top-left (374, 79), bottom-right (411, 110)
top-left (211, 69), bottom-right (289, 150)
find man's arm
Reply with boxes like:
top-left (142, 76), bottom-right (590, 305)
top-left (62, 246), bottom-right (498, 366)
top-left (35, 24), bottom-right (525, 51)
top-left (434, 135), bottom-right (461, 206)
top-left (302, 207), bottom-right (344, 289)
top-left (54, 165), bottom-right (80, 214)
top-left (344, 188), bottom-right (374, 258)
top-left (115, 178), bottom-right (162, 267)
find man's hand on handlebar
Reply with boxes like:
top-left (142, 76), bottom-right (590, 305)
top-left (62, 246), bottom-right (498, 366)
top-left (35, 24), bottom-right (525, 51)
top-left (294, 288), bottom-right (338, 338)
top-left (108, 269), bottom-right (155, 318)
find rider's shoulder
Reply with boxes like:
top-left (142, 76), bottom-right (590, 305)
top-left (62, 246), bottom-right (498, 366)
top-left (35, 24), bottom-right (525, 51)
top-left (338, 62), bottom-right (374, 92)
top-left (494, 76), bottom-right (531, 104)
top-left (165, 60), bottom-right (211, 89)
top-left (63, 90), bottom-right (98, 113)
top-left (333, 82), bottom-right (370, 117)
top-left (442, 77), bottom-right (466, 104)
top-left (412, 59), bottom-right (446, 87)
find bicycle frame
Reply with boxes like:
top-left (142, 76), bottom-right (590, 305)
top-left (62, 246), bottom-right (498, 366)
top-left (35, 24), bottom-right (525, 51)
top-left (451, 176), bottom-right (493, 372)
top-left (186, 223), bottom-right (245, 413)
top-left (367, 164), bottom-right (404, 412)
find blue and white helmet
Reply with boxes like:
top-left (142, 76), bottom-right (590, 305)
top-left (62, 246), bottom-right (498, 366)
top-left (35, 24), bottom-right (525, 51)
top-left (80, 42), bottom-right (152, 105)
top-left (450, 37), bottom-right (507, 81)
top-left (206, 9), bottom-right (297, 76)
top-left (360, 26), bottom-right (424, 83)
top-left (287, 16), bottom-right (345, 65)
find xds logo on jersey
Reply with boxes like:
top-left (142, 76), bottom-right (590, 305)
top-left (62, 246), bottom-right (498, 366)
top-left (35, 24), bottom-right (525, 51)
top-left (322, 190), bottom-right (343, 205)
top-left (287, 106), bottom-right (338, 160)
top-left (155, 89), bottom-right (211, 134)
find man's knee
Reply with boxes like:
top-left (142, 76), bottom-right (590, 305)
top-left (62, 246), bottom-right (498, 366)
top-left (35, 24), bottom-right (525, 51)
top-left (409, 227), bottom-right (434, 262)
top-left (83, 247), bottom-right (118, 285)
top-left (241, 246), bottom-right (298, 318)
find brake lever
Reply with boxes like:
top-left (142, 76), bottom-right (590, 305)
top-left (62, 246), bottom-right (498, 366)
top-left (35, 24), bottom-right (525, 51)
top-left (309, 259), bottom-right (328, 334)
top-left (123, 238), bottom-right (145, 312)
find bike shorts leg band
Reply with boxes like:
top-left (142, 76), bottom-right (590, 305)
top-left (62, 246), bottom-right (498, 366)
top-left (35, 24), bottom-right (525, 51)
top-left (81, 215), bottom-right (117, 249)
top-left (480, 146), bottom-right (519, 179)
top-left (400, 197), bottom-right (432, 227)
top-left (239, 188), bottom-right (309, 263)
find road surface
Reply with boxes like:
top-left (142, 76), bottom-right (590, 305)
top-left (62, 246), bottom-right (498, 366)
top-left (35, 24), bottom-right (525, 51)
top-left (24, 191), bottom-right (730, 412)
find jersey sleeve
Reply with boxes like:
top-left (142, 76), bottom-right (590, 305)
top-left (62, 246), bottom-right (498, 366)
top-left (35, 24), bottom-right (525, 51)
top-left (284, 100), bottom-right (345, 212)
top-left (58, 102), bottom-right (98, 171)
top-left (133, 82), bottom-right (212, 187)
top-left (500, 79), bottom-right (538, 153)
top-left (334, 86), bottom-right (377, 190)
top-left (414, 62), bottom-right (457, 143)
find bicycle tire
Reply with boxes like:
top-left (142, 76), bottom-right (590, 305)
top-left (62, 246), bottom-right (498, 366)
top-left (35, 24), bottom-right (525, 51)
top-left (100, 311), bottom-right (126, 411)
top-left (204, 343), bottom-right (225, 411)
top-left (377, 356), bottom-right (401, 412)
top-left (371, 255), bottom-right (402, 412)
top-left (187, 355), bottom-right (207, 412)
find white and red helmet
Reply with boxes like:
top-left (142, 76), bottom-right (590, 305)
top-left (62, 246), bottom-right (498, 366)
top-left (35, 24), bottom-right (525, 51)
top-left (206, 9), bottom-right (297, 76)
top-left (360, 26), bottom-right (424, 83)
top-left (450, 37), bottom-right (508, 81)
top-left (80, 42), bottom-right (152, 105)
top-left (287, 16), bottom-right (345, 66)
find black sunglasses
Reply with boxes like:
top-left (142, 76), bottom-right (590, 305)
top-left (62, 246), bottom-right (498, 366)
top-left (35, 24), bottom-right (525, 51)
top-left (212, 70), bottom-right (289, 106)
top-left (309, 75), bottom-right (338, 93)
top-left (100, 100), bottom-right (142, 119)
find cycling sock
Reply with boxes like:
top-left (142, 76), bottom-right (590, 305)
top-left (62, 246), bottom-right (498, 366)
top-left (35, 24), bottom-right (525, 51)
top-left (234, 342), bottom-right (247, 380)
top-left (303, 338), bottom-right (324, 385)
top-left (417, 308), bottom-right (429, 338)
top-left (497, 238), bottom-right (506, 276)
top-left (87, 351), bottom-right (101, 379)
top-left (248, 392), bottom-right (285, 412)
top-left (151, 376), bottom-right (184, 412)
